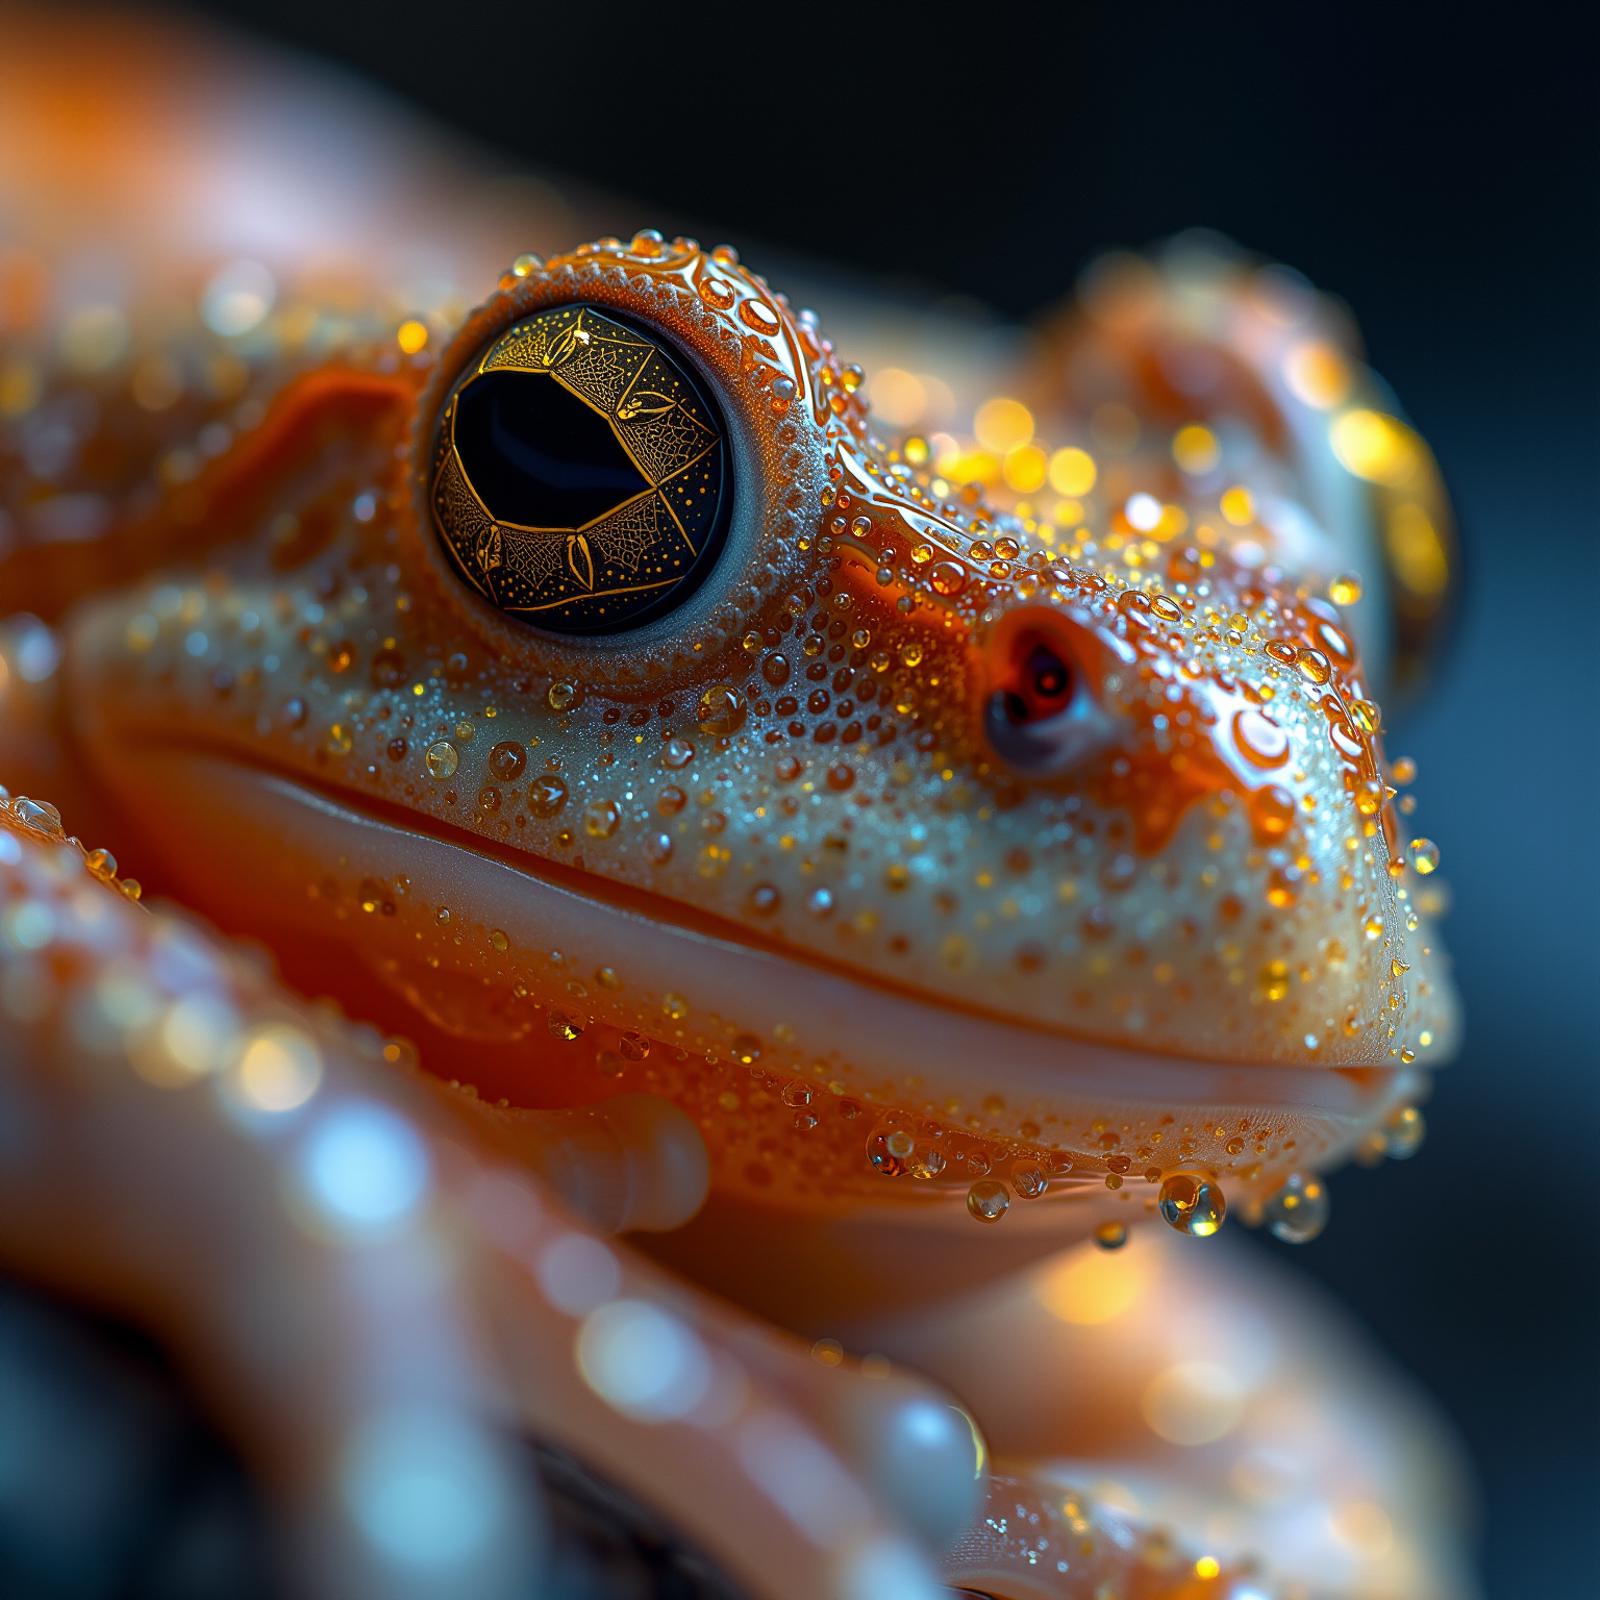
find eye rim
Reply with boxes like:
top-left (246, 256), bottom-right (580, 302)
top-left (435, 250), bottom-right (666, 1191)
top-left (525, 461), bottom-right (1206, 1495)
top-left (403, 242), bottom-right (829, 695)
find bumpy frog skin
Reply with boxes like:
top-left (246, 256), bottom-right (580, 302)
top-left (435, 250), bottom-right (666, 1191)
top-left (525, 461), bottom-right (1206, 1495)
top-left (0, 11), bottom-right (1471, 1599)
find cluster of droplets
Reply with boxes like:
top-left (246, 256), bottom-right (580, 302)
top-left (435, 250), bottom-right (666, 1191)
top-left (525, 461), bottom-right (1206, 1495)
top-left (0, 787), bottom-right (143, 903)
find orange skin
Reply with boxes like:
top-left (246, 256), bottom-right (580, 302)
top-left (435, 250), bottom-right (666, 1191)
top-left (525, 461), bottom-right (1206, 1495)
top-left (0, 10), bottom-right (1470, 1598)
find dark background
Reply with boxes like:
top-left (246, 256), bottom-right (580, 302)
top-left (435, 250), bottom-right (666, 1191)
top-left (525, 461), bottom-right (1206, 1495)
top-left (146, 3), bottom-right (1600, 1591)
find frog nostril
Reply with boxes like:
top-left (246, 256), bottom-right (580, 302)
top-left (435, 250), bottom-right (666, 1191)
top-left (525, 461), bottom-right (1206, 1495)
top-left (984, 626), bottom-right (1113, 776)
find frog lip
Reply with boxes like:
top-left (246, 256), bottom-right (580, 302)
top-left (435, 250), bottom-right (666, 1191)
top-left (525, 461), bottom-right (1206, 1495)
top-left (107, 739), bottom-right (1414, 1151)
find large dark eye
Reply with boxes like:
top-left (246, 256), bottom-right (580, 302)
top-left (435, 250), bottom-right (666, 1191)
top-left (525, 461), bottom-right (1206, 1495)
top-left (428, 304), bottom-right (733, 636)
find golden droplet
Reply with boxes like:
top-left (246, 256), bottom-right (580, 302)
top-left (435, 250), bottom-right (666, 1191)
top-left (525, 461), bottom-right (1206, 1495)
top-left (1408, 837), bottom-right (1441, 875)
top-left (1382, 1105), bottom-right (1426, 1159)
top-left (584, 799), bottom-right (620, 839)
top-left (547, 1009), bottom-right (582, 1041)
top-left (1157, 1172), bottom-right (1227, 1238)
top-left (85, 847), bottom-right (118, 879)
top-left (697, 684), bottom-right (745, 737)
top-left (1328, 572), bottom-right (1363, 606)
top-left (424, 740), bottom-right (458, 779)
top-left (1295, 646), bottom-right (1332, 686)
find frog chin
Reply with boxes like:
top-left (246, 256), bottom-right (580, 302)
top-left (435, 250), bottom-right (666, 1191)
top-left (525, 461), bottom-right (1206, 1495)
top-left (82, 737), bottom-right (1422, 1190)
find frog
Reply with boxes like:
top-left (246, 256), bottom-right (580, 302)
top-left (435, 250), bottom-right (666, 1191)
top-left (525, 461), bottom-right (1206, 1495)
top-left (0, 10), bottom-right (1468, 1597)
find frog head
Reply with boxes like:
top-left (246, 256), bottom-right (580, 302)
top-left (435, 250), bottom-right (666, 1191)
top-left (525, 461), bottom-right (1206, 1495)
top-left (64, 235), bottom-right (1457, 1234)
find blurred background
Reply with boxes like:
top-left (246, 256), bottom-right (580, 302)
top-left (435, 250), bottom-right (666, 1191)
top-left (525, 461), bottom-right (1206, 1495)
top-left (9, 3), bottom-right (1598, 1593)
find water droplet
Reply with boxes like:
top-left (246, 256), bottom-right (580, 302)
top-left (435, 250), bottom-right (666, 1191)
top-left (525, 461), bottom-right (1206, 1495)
top-left (1264, 1171), bottom-right (1330, 1243)
top-left (731, 1033), bottom-right (762, 1064)
top-left (488, 740), bottom-right (527, 782)
top-left (1011, 1160), bottom-right (1049, 1199)
top-left (868, 1130), bottom-right (907, 1176)
top-left (662, 737), bottom-right (695, 769)
top-left (1328, 573), bottom-right (1363, 606)
top-left (424, 740), bottom-right (459, 780)
top-left (547, 680), bottom-right (580, 713)
top-left (1408, 837), bottom-right (1440, 875)
top-left (584, 799), bottom-right (620, 839)
top-left (1351, 699), bottom-right (1382, 735)
top-left (966, 1178), bottom-right (1010, 1223)
top-left (1381, 1105), bottom-right (1426, 1159)
top-left (1094, 1221), bottom-right (1128, 1251)
top-left (529, 774), bottom-right (568, 817)
top-left (1158, 1172), bottom-right (1227, 1238)
top-left (548, 1010), bottom-right (583, 1041)
top-left (11, 797), bottom-right (63, 837)
top-left (1249, 785), bottom-right (1296, 843)
top-left (1295, 646), bottom-right (1332, 685)
top-left (697, 684), bottom-right (745, 737)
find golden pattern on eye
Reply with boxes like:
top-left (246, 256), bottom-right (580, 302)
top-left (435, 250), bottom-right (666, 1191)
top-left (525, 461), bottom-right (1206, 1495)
top-left (428, 304), bottom-right (731, 635)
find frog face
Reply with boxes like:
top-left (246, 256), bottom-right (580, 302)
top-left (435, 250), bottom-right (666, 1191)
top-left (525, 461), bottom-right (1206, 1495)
top-left (65, 236), bottom-right (1455, 1208)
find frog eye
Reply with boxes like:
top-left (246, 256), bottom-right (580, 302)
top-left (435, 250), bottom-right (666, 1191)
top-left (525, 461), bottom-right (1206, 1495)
top-left (427, 303), bottom-right (733, 637)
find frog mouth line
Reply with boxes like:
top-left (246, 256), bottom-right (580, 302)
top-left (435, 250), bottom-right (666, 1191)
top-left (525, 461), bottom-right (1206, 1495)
top-left (103, 738), bottom-right (1414, 1153)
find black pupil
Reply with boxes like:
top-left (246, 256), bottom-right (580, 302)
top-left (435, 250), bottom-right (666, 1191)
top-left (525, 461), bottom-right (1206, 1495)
top-left (454, 373), bottom-right (650, 529)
